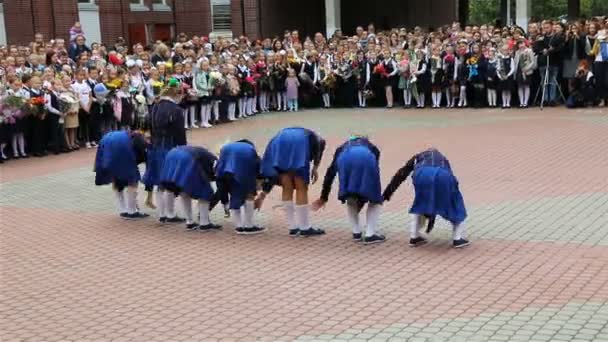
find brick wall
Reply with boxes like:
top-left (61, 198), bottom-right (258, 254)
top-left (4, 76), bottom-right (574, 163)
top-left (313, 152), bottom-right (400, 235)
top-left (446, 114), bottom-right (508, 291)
top-left (174, 0), bottom-right (212, 37)
top-left (4, 0), bottom-right (78, 45)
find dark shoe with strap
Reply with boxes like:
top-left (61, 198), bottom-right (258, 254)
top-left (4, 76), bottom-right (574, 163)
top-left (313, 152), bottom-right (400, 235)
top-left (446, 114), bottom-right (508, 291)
top-left (453, 239), bottom-right (470, 248)
top-left (299, 227), bottom-right (326, 237)
top-left (409, 236), bottom-right (428, 247)
top-left (363, 234), bottom-right (386, 245)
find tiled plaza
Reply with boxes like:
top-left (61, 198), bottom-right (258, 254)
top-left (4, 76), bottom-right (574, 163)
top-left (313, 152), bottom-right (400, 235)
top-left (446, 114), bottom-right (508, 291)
top-left (1, 107), bottom-right (608, 341)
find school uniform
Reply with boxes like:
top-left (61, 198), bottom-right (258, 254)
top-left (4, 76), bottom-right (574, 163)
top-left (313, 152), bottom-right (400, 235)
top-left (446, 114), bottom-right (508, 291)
top-left (143, 96), bottom-right (188, 223)
top-left (28, 88), bottom-right (47, 157)
top-left (72, 81), bottom-right (92, 144)
top-left (160, 145), bottom-right (216, 201)
top-left (497, 55), bottom-right (515, 92)
top-left (319, 137), bottom-right (384, 243)
top-left (486, 59), bottom-right (498, 90)
top-left (215, 140), bottom-right (266, 234)
top-left (86, 79), bottom-right (102, 143)
top-left (261, 127), bottom-right (326, 185)
top-left (44, 90), bottom-right (67, 154)
top-left (143, 97), bottom-right (187, 189)
top-left (260, 127), bottom-right (327, 237)
top-left (160, 145), bottom-right (220, 230)
top-left (94, 130), bottom-right (148, 219)
top-left (383, 148), bottom-right (469, 248)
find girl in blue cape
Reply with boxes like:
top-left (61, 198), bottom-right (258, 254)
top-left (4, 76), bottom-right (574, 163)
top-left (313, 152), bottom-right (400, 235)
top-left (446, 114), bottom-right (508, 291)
top-left (143, 79), bottom-right (188, 224)
top-left (215, 139), bottom-right (265, 235)
top-left (312, 136), bottom-right (385, 244)
top-left (94, 130), bottom-right (149, 220)
top-left (160, 145), bottom-right (221, 230)
top-left (382, 148), bottom-right (469, 248)
top-left (255, 127), bottom-right (326, 237)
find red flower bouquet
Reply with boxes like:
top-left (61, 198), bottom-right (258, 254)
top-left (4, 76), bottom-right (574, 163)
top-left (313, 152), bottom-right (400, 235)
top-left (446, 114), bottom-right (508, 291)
top-left (373, 63), bottom-right (389, 78)
top-left (25, 97), bottom-right (48, 118)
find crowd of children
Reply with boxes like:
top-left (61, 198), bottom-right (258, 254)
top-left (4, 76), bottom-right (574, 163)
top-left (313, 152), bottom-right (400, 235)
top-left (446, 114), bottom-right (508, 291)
top-left (1, 17), bottom-right (608, 164)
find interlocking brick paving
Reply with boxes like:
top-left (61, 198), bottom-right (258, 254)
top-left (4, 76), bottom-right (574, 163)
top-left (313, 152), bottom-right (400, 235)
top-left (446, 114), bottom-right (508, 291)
top-left (1, 107), bottom-right (607, 341)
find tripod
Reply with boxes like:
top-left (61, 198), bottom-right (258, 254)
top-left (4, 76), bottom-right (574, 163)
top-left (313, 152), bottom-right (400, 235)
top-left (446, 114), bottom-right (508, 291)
top-left (534, 55), bottom-right (566, 110)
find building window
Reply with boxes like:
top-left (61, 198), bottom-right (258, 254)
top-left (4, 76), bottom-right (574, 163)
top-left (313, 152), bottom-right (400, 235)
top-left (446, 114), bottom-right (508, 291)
top-left (152, 0), bottom-right (170, 11)
top-left (129, 0), bottom-right (149, 11)
top-left (211, 0), bottom-right (231, 32)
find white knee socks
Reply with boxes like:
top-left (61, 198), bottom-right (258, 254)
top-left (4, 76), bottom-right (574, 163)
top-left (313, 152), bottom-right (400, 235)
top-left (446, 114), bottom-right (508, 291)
top-left (228, 103), bottom-right (236, 120)
top-left (231, 208), bottom-right (243, 227)
top-left (458, 86), bottom-right (467, 107)
top-left (295, 204), bottom-right (310, 230)
top-left (126, 188), bottom-right (138, 215)
top-left (365, 204), bottom-right (381, 237)
top-left (242, 200), bottom-right (255, 228)
top-left (213, 101), bottom-right (220, 121)
top-left (445, 89), bottom-right (452, 107)
top-left (410, 214), bottom-right (423, 239)
top-left (155, 191), bottom-right (166, 218)
top-left (417, 93), bottom-right (425, 108)
top-left (282, 201), bottom-right (296, 230)
top-left (165, 192), bottom-right (177, 218)
top-left (346, 199), bottom-right (361, 234)
top-left (322, 93), bottom-right (330, 108)
top-left (453, 223), bottom-right (466, 240)
top-left (502, 91), bottom-right (511, 107)
top-left (115, 190), bottom-right (126, 214)
top-left (199, 200), bottom-right (210, 225)
top-left (189, 106), bottom-right (197, 128)
top-left (181, 195), bottom-right (193, 224)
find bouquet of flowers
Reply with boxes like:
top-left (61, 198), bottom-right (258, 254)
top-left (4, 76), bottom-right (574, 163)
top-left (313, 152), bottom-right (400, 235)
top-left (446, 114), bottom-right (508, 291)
top-left (0, 95), bottom-right (27, 125)
top-left (58, 92), bottom-right (79, 114)
top-left (398, 59), bottom-right (410, 78)
top-left (151, 80), bottom-right (164, 97)
top-left (373, 63), bottom-right (389, 78)
top-left (226, 75), bottom-right (240, 96)
top-left (209, 71), bottom-right (225, 97)
top-left (241, 75), bottom-right (256, 97)
top-left (25, 97), bottom-right (47, 118)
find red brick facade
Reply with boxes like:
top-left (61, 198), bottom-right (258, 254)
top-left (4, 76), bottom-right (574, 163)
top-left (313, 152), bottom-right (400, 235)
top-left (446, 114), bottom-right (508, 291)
top-left (4, 0), bottom-right (78, 45)
top-left (3, 0), bottom-right (459, 46)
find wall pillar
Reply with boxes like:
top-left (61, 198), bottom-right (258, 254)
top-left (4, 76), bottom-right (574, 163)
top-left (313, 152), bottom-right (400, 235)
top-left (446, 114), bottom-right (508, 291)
top-left (515, 0), bottom-right (530, 30)
top-left (325, 0), bottom-right (341, 37)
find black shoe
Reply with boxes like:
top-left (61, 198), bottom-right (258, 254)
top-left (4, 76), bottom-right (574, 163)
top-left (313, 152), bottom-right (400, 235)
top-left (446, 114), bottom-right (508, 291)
top-left (165, 216), bottom-right (186, 223)
top-left (299, 227), bottom-right (325, 237)
top-left (409, 236), bottom-right (428, 247)
top-left (453, 239), bottom-right (470, 248)
top-left (363, 234), bottom-right (386, 245)
top-left (186, 223), bottom-right (199, 230)
top-left (126, 212), bottom-right (150, 220)
top-left (352, 233), bottom-right (362, 241)
top-left (119, 212), bottom-right (130, 219)
top-left (289, 228), bottom-right (300, 237)
top-left (235, 227), bottom-right (245, 234)
top-left (199, 223), bottom-right (222, 231)
top-left (159, 216), bottom-right (168, 223)
top-left (240, 226), bottom-right (266, 235)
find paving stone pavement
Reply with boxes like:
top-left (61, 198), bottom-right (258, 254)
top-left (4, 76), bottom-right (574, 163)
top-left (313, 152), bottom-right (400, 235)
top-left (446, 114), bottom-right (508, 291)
top-left (1, 107), bottom-right (608, 341)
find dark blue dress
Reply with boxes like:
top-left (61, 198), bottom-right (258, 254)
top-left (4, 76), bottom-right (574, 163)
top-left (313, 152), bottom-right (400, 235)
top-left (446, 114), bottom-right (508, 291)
top-left (260, 127), bottom-right (325, 185)
top-left (215, 141), bottom-right (260, 210)
top-left (383, 148), bottom-right (467, 225)
top-left (160, 146), bottom-right (217, 201)
top-left (143, 98), bottom-right (187, 188)
top-left (320, 138), bottom-right (383, 204)
top-left (94, 130), bottom-right (146, 187)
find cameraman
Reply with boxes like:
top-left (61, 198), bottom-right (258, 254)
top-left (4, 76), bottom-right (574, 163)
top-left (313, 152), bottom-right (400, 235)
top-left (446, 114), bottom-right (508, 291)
top-left (533, 20), bottom-right (565, 106)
